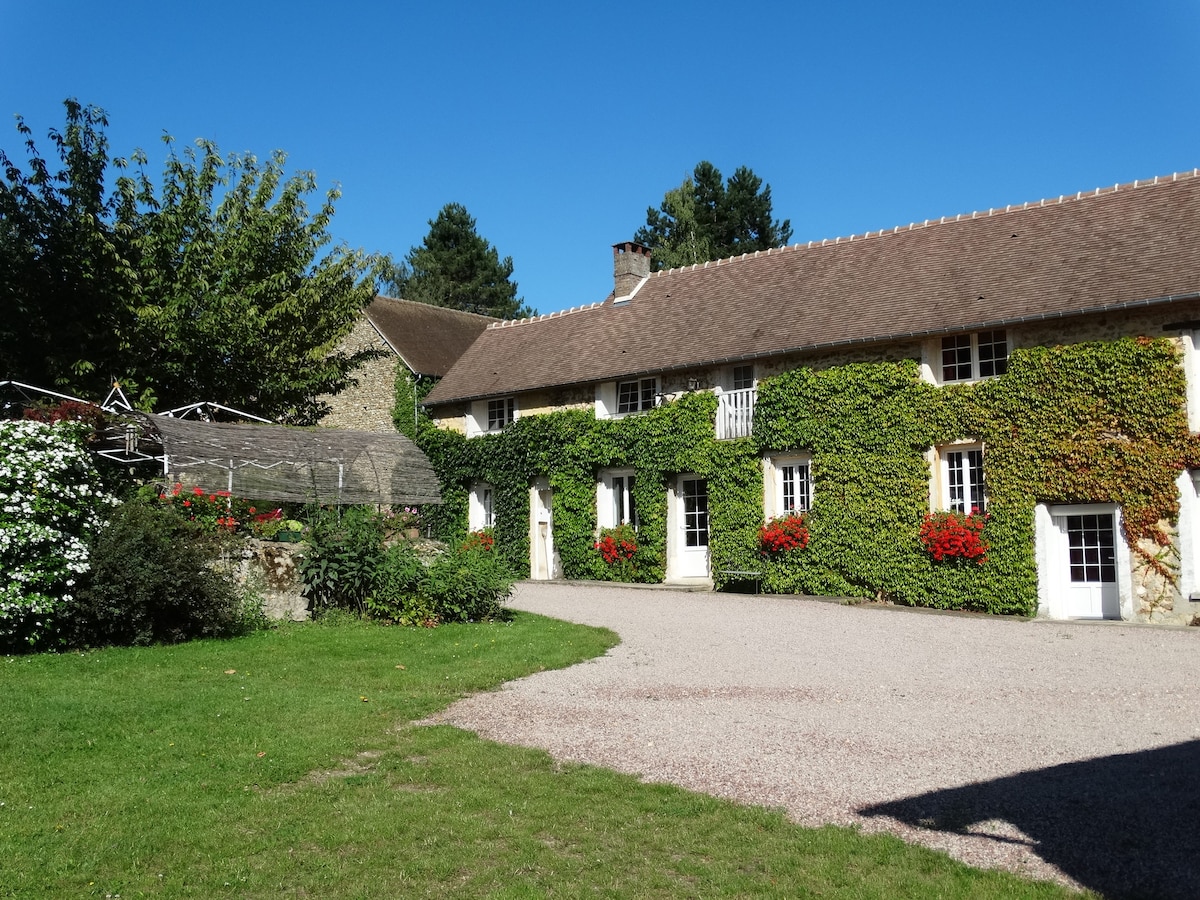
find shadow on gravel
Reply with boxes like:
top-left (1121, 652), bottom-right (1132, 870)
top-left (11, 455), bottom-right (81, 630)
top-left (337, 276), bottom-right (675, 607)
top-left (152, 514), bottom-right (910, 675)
top-left (860, 740), bottom-right (1200, 899)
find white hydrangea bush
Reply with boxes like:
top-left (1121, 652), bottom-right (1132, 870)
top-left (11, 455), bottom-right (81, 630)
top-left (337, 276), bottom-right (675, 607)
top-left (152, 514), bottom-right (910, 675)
top-left (0, 419), bottom-right (118, 649)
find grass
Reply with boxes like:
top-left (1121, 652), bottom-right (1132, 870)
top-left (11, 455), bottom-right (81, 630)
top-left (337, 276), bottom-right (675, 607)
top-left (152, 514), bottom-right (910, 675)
top-left (0, 614), bottom-right (1086, 898)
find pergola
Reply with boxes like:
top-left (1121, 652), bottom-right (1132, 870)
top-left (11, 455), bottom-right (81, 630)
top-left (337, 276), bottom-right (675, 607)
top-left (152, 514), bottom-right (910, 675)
top-left (127, 413), bottom-right (442, 506)
top-left (1, 380), bottom-right (441, 507)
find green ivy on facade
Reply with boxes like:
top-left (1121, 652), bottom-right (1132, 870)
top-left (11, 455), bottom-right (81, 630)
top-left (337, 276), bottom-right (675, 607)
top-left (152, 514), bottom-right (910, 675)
top-left (414, 337), bottom-right (1194, 617)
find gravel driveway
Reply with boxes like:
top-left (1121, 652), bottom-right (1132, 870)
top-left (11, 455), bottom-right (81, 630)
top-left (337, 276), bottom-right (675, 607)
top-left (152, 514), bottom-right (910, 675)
top-left (426, 582), bottom-right (1200, 898)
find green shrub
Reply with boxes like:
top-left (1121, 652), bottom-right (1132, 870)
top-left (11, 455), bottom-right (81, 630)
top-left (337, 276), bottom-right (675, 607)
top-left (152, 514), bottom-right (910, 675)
top-left (421, 546), bottom-right (513, 622)
top-left (298, 506), bottom-right (386, 615)
top-left (63, 501), bottom-right (250, 647)
top-left (299, 506), bottom-right (513, 625)
top-left (364, 542), bottom-right (436, 625)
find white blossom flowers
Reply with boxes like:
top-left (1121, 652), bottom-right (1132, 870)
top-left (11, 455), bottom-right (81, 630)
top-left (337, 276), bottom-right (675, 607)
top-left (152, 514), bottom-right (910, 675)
top-left (0, 420), bottom-right (118, 648)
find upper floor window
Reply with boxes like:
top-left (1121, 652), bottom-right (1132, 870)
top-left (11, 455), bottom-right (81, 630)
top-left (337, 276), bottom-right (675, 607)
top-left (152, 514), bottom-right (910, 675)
top-left (764, 455), bottom-right (813, 519)
top-left (941, 330), bottom-right (1009, 382)
top-left (617, 378), bottom-right (657, 415)
top-left (935, 444), bottom-right (986, 513)
top-left (487, 397), bottom-right (516, 431)
top-left (597, 469), bottom-right (639, 529)
top-left (731, 364), bottom-right (755, 391)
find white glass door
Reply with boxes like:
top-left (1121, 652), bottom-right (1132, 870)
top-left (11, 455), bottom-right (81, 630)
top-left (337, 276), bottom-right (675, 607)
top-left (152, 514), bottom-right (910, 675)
top-left (1053, 509), bottom-right (1119, 619)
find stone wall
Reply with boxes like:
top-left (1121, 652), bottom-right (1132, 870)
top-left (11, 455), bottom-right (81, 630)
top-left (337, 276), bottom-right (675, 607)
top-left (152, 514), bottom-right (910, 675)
top-left (224, 539), bottom-right (309, 621)
top-left (319, 318), bottom-right (401, 433)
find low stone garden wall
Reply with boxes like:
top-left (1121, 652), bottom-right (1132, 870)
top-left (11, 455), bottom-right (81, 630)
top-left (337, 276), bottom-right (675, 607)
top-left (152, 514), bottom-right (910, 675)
top-left (223, 538), bottom-right (309, 621)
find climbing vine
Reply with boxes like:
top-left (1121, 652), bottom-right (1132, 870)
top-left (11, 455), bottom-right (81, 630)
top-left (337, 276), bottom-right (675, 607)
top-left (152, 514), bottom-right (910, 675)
top-left (412, 336), bottom-right (1193, 618)
top-left (392, 371), bottom-right (437, 439)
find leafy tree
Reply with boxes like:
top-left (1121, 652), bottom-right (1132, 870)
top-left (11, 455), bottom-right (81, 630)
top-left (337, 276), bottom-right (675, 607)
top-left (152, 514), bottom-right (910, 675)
top-left (0, 101), bottom-right (138, 396)
top-left (0, 99), bottom-right (378, 423)
top-left (401, 203), bottom-right (533, 319)
top-left (115, 140), bottom-right (379, 422)
top-left (634, 161), bottom-right (793, 270)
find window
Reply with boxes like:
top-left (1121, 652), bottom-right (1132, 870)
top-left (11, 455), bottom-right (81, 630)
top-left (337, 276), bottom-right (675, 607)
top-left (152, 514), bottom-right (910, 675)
top-left (765, 456), bottom-right (813, 519)
top-left (487, 397), bottom-right (516, 431)
top-left (939, 330), bottom-right (1009, 382)
top-left (597, 470), bottom-right (638, 529)
top-left (731, 364), bottom-right (755, 391)
top-left (468, 482), bottom-right (495, 530)
top-left (617, 378), bottom-right (657, 414)
top-left (681, 477), bottom-right (709, 548)
top-left (937, 445), bottom-right (986, 513)
top-left (1065, 513), bottom-right (1117, 584)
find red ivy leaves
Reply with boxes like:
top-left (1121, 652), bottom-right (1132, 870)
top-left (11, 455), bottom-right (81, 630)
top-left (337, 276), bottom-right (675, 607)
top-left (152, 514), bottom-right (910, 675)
top-left (920, 510), bottom-right (989, 563)
top-left (759, 513), bottom-right (809, 554)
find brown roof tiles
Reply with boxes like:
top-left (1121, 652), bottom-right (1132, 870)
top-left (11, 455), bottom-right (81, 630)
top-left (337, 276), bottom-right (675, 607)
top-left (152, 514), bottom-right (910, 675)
top-left (364, 297), bottom-right (496, 378)
top-left (425, 172), bottom-right (1200, 406)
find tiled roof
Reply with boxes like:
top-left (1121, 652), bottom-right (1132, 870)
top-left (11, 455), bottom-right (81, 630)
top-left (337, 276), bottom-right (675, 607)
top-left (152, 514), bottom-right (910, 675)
top-left (364, 296), bottom-right (497, 378)
top-left (425, 172), bottom-right (1200, 406)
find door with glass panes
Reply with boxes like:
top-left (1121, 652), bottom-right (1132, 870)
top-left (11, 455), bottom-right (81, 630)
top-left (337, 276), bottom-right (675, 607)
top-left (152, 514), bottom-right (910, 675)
top-left (670, 475), bottom-right (709, 579)
top-left (1051, 505), bottom-right (1120, 619)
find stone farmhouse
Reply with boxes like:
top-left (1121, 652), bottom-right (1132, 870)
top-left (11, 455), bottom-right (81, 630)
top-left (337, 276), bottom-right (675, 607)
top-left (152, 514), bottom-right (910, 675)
top-left (422, 172), bottom-right (1200, 624)
top-left (320, 296), bottom-right (496, 433)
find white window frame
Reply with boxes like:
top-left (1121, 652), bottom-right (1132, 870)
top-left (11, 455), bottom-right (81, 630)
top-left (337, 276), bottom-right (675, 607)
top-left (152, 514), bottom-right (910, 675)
top-left (1184, 331), bottom-right (1200, 432)
top-left (466, 397), bottom-right (517, 437)
top-left (930, 443), bottom-right (987, 514)
top-left (928, 330), bottom-right (1010, 384)
top-left (487, 397), bottom-right (516, 431)
top-left (616, 377), bottom-right (657, 415)
top-left (597, 469), bottom-right (639, 529)
top-left (764, 455), bottom-right (813, 519)
top-left (468, 481), bottom-right (495, 531)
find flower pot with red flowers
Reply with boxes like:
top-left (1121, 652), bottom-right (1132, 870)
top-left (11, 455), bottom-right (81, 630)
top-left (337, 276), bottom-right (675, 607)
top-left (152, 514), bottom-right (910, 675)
top-left (594, 523), bottom-right (640, 582)
top-left (919, 509), bottom-right (989, 563)
top-left (758, 513), bottom-right (810, 555)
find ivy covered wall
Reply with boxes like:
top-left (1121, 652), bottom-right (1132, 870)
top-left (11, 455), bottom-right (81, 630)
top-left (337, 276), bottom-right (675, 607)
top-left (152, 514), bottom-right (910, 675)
top-left (416, 336), bottom-right (1195, 619)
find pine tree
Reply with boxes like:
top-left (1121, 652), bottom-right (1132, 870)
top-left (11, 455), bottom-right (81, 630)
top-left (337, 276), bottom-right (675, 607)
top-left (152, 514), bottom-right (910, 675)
top-left (634, 161), bottom-right (793, 270)
top-left (402, 203), bottom-right (532, 319)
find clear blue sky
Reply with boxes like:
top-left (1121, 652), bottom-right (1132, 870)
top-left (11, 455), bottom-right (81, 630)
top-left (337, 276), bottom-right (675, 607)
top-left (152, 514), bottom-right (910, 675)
top-left (4, 1), bottom-right (1199, 316)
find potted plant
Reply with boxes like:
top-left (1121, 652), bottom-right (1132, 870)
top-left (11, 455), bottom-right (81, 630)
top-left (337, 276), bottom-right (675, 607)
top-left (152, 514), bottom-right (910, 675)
top-left (276, 519), bottom-right (306, 542)
top-left (758, 513), bottom-right (809, 554)
top-left (919, 509), bottom-right (989, 563)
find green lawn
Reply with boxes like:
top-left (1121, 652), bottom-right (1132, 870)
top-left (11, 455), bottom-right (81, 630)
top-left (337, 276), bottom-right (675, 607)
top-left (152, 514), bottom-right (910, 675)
top-left (0, 614), bottom-right (1085, 898)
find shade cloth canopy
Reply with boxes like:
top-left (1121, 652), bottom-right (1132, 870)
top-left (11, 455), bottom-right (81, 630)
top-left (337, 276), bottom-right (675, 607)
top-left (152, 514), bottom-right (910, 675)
top-left (134, 414), bottom-right (442, 506)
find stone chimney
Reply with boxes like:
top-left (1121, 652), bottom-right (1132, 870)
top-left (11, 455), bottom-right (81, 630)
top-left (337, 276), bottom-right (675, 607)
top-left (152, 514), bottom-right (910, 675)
top-left (612, 241), bottom-right (652, 299)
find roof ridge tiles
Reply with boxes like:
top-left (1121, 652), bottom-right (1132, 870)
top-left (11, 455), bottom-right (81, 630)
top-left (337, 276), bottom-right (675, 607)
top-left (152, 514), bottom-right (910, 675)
top-left (642, 168), bottom-right (1200, 276)
top-left (480, 168), bottom-right (1200, 334)
top-left (485, 300), bottom-right (606, 330)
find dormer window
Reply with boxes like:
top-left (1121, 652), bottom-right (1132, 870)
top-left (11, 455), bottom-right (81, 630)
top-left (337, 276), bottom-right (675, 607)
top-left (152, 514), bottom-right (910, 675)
top-left (941, 330), bottom-right (1009, 382)
top-left (617, 378), bottom-right (657, 414)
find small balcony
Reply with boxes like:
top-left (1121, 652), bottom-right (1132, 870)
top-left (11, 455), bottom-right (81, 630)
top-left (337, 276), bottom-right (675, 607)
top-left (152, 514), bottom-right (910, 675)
top-left (715, 387), bottom-right (756, 440)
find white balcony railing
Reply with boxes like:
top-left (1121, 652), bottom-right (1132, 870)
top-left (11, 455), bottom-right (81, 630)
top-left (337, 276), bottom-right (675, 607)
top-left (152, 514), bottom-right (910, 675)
top-left (716, 387), bottom-right (756, 440)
